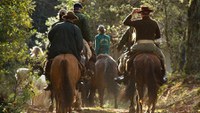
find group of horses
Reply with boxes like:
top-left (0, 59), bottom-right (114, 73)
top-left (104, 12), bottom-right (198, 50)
top-left (13, 44), bottom-right (164, 113)
top-left (49, 46), bottom-right (163, 113)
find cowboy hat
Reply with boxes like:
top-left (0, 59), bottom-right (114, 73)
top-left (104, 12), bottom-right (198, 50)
top-left (138, 6), bottom-right (153, 13)
top-left (62, 11), bottom-right (78, 20)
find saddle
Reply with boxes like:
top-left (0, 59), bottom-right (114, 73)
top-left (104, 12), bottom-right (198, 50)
top-left (116, 51), bottom-right (164, 85)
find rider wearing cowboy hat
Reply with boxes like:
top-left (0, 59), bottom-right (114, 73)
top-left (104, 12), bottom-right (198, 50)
top-left (119, 6), bottom-right (167, 85)
top-left (45, 11), bottom-right (83, 90)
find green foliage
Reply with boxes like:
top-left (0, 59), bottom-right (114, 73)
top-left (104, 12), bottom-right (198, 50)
top-left (44, 0), bottom-right (188, 71)
top-left (83, 0), bottom-right (133, 39)
top-left (0, 0), bottom-right (36, 112)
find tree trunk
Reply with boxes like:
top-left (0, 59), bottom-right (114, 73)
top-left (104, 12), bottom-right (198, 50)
top-left (185, 0), bottom-right (200, 74)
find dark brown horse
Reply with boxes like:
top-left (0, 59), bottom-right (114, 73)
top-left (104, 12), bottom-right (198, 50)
top-left (125, 53), bottom-right (162, 113)
top-left (50, 54), bottom-right (81, 113)
top-left (88, 54), bottom-right (119, 108)
top-left (78, 47), bottom-right (96, 107)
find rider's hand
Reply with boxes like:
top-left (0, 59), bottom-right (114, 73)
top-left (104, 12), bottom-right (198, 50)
top-left (132, 8), bottom-right (140, 15)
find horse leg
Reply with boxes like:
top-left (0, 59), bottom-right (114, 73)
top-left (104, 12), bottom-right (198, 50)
top-left (49, 89), bottom-right (54, 112)
top-left (88, 88), bottom-right (96, 106)
top-left (148, 80), bottom-right (158, 113)
top-left (98, 88), bottom-right (105, 108)
top-left (114, 93), bottom-right (118, 108)
top-left (69, 107), bottom-right (72, 113)
top-left (129, 96), bottom-right (135, 113)
top-left (150, 92), bottom-right (158, 113)
top-left (137, 85), bottom-right (144, 113)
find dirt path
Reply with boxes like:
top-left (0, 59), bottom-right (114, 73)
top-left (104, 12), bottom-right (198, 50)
top-left (78, 107), bottom-right (129, 113)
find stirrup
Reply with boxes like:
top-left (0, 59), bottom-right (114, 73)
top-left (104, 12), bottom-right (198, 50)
top-left (114, 76), bottom-right (124, 84)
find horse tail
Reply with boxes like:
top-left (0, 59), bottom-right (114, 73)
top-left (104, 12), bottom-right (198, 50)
top-left (104, 58), bottom-right (119, 95)
top-left (60, 59), bottom-right (73, 108)
top-left (145, 57), bottom-right (157, 105)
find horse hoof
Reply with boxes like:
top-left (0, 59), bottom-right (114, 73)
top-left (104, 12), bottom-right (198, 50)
top-left (74, 107), bottom-right (83, 111)
top-left (49, 105), bottom-right (54, 112)
top-left (129, 107), bottom-right (135, 113)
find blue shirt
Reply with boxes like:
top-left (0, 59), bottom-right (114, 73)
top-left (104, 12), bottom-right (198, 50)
top-left (95, 34), bottom-right (110, 55)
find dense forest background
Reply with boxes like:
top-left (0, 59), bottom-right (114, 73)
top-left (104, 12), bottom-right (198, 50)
top-left (0, 0), bottom-right (200, 112)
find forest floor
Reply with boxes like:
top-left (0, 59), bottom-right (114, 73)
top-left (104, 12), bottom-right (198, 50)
top-left (29, 73), bottom-right (200, 113)
top-left (71, 73), bottom-right (200, 113)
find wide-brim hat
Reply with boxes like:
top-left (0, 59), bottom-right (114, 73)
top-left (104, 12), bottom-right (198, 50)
top-left (62, 11), bottom-right (78, 20)
top-left (138, 6), bottom-right (153, 13)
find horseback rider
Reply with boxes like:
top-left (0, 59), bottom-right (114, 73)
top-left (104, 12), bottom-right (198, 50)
top-left (51, 9), bottom-right (67, 28)
top-left (73, 2), bottom-right (93, 60)
top-left (44, 11), bottom-right (84, 90)
top-left (95, 25), bottom-right (111, 55)
top-left (117, 6), bottom-right (167, 85)
top-left (29, 46), bottom-right (45, 76)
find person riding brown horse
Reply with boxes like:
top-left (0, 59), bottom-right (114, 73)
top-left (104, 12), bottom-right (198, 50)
top-left (124, 53), bottom-right (162, 113)
top-left (44, 11), bottom-right (84, 90)
top-left (118, 6), bottom-right (167, 85)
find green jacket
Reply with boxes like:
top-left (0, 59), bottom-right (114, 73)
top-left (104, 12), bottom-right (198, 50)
top-left (74, 11), bottom-right (92, 42)
top-left (47, 21), bottom-right (83, 61)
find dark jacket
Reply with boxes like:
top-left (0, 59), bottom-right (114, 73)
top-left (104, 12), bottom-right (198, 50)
top-left (123, 14), bottom-right (160, 41)
top-left (47, 21), bottom-right (83, 61)
top-left (74, 11), bottom-right (92, 42)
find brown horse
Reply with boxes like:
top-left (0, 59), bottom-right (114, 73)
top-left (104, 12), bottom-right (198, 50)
top-left (88, 54), bottom-right (119, 108)
top-left (50, 54), bottom-right (81, 113)
top-left (125, 53), bottom-right (162, 113)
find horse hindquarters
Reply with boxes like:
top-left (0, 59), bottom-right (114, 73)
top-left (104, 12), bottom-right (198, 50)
top-left (51, 54), bottom-right (79, 113)
top-left (61, 60), bottom-right (74, 112)
top-left (134, 54), bottom-right (160, 113)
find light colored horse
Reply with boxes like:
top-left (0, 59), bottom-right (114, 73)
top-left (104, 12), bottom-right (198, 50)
top-left (15, 68), bottom-right (51, 112)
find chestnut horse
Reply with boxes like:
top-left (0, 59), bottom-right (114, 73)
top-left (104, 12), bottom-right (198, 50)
top-left (125, 53), bottom-right (162, 113)
top-left (50, 54), bottom-right (81, 113)
top-left (88, 54), bottom-right (119, 108)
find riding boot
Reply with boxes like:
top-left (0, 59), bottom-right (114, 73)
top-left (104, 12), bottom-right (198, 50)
top-left (159, 59), bottom-right (167, 85)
